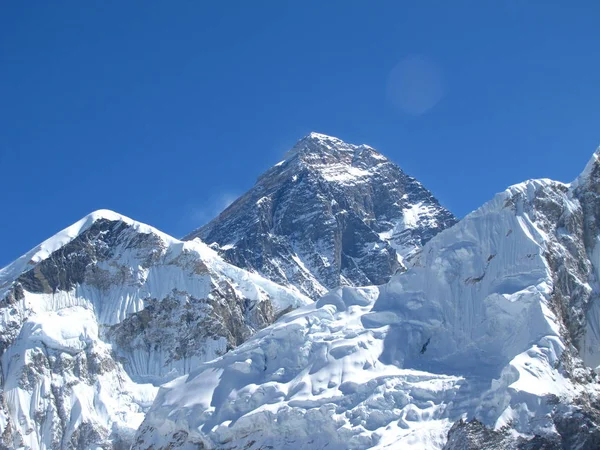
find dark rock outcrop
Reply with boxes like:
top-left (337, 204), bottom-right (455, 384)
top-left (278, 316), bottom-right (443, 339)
top-left (186, 133), bottom-right (456, 298)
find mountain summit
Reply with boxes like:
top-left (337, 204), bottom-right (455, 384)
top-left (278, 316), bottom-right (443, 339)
top-left (3, 135), bottom-right (600, 449)
top-left (0, 210), bottom-right (309, 449)
top-left (280, 132), bottom-right (376, 161)
top-left (136, 148), bottom-right (600, 450)
top-left (185, 133), bottom-right (457, 298)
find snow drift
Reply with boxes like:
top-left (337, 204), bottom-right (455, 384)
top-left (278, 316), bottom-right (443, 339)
top-left (0, 211), bottom-right (309, 449)
top-left (134, 150), bottom-right (600, 449)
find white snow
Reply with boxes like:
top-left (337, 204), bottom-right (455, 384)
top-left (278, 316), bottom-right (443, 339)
top-left (570, 146), bottom-right (600, 190)
top-left (134, 175), bottom-right (600, 449)
top-left (27, 306), bottom-right (98, 353)
top-left (318, 165), bottom-right (373, 184)
top-left (378, 202), bottom-right (443, 261)
top-left (0, 209), bottom-right (177, 298)
top-left (2, 304), bottom-right (159, 450)
top-left (0, 210), bottom-right (311, 449)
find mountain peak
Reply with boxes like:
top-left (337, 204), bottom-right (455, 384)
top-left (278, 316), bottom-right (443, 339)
top-left (136, 144), bottom-right (600, 450)
top-left (188, 134), bottom-right (456, 298)
top-left (572, 146), bottom-right (600, 189)
top-left (85, 208), bottom-right (129, 222)
top-left (0, 209), bottom-right (175, 289)
top-left (0, 210), bottom-right (123, 279)
top-left (301, 132), bottom-right (362, 149)
top-left (282, 132), bottom-right (380, 164)
top-left (305, 131), bottom-right (342, 142)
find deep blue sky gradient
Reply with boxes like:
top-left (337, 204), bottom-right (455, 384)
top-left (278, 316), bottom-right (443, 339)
top-left (2, 1), bottom-right (600, 267)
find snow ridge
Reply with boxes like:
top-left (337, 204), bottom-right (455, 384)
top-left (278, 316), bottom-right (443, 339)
top-left (0, 211), bottom-right (309, 449)
top-left (134, 149), bottom-right (600, 450)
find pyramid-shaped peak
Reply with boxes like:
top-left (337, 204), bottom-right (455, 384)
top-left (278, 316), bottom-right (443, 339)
top-left (571, 146), bottom-right (600, 190)
top-left (304, 131), bottom-right (344, 142)
top-left (283, 132), bottom-right (379, 163)
top-left (0, 209), bottom-right (177, 287)
top-left (300, 132), bottom-right (374, 149)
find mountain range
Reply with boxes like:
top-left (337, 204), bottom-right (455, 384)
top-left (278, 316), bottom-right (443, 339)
top-left (1, 133), bottom-right (599, 450)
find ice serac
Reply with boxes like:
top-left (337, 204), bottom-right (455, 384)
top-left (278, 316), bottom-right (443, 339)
top-left (0, 210), bottom-right (309, 449)
top-left (135, 149), bottom-right (600, 449)
top-left (185, 132), bottom-right (457, 298)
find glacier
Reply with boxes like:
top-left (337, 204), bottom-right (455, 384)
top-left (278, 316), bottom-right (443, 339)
top-left (0, 210), bottom-right (309, 449)
top-left (134, 150), bottom-right (600, 449)
top-left (3, 135), bottom-right (600, 449)
top-left (0, 133), bottom-right (456, 449)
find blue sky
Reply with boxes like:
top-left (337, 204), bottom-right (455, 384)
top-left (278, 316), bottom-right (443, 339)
top-left (1, 1), bottom-right (599, 267)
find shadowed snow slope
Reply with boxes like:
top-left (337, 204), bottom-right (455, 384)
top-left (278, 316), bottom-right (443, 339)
top-left (0, 211), bottom-right (309, 449)
top-left (186, 133), bottom-right (457, 299)
top-left (134, 150), bottom-right (600, 450)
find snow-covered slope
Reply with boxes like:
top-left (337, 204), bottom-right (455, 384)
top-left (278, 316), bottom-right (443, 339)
top-left (0, 211), bottom-right (309, 449)
top-left (185, 133), bottom-right (457, 299)
top-left (134, 150), bottom-right (600, 449)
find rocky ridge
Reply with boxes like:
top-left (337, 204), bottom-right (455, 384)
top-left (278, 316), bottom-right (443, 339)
top-left (134, 149), bottom-right (600, 449)
top-left (0, 210), bottom-right (309, 449)
top-left (186, 133), bottom-right (457, 298)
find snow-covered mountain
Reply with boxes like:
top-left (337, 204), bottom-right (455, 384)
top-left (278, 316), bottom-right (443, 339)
top-left (0, 133), bottom-right (455, 450)
top-left (134, 150), bottom-right (600, 449)
top-left (0, 210), bottom-right (309, 449)
top-left (185, 133), bottom-right (457, 299)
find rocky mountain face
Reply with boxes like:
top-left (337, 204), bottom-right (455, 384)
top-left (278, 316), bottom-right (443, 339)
top-left (7, 132), bottom-right (600, 450)
top-left (134, 150), bottom-right (600, 449)
top-left (186, 132), bottom-right (457, 299)
top-left (0, 210), bottom-right (309, 449)
top-left (0, 133), bottom-right (456, 450)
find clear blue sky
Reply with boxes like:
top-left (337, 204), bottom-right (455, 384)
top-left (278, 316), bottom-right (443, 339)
top-left (1, 1), bottom-right (599, 267)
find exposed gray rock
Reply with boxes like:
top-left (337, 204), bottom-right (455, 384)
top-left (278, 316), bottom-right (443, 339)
top-left (444, 394), bottom-right (600, 450)
top-left (133, 148), bottom-right (600, 450)
top-left (0, 211), bottom-right (308, 449)
top-left (186, 133), bottom-right (456, 298)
